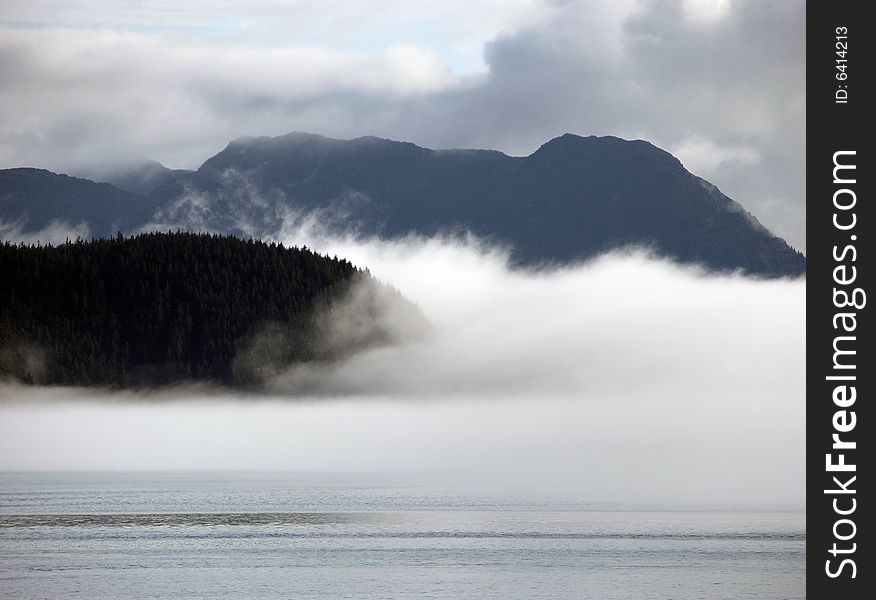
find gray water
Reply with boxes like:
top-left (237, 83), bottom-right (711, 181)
top-left (0, 472), bottom-right (804, 599)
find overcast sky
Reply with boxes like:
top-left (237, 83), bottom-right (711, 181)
top-left (0, 0), bottom-right (805, 247)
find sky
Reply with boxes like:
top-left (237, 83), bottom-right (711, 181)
top-left (0, 0), bottom-right (806, 249)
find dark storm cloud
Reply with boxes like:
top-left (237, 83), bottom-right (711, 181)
top-left (0, 0), bottom-right (804, 246)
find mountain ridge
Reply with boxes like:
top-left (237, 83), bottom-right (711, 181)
top-left (0, 132), bottom-right (805, 277)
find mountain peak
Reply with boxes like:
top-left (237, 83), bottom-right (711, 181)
top-left (1, 133), bottom-right (804, 277)
top-left (535, 133), bottom-right (683, 167)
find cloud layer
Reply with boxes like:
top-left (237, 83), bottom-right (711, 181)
top-left (1, 0), bottom-right (805, 247)
top-left (0, 229), bottom-right (805, 508)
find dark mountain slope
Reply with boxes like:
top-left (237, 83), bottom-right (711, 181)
top-left (1, 133), bottom-right (805, 276)
top-left (0, 168), bottom-right (155, 237)
top-left (88, 160), bottom-right (194, 196)
top-left (149, 133), bottom-right (515, 239)
top-left (148, 132), bottom-right (803, 276)
top-left (505, 134), bottom-right (800, 274)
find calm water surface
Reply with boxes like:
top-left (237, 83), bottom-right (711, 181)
top-left (0, 472), bottom-right (804, 599)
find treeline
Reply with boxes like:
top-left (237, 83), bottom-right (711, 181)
top-left (0, 231), bottom-right (382, 387)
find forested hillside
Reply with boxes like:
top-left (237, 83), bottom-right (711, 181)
top-left (0, 232), bottom-right (418, 387)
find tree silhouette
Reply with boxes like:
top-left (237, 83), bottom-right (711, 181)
top-left (0, 231), bottom-right (384, 388)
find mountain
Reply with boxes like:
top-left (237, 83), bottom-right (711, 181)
top-left (0, 168), bottom-right (156, 238)
top-left (83, 160), bottom-right (194, 197)
top-left (0, 232), bottom-right (425, 388)
top-left (0, 133), bottom-right (805, 276)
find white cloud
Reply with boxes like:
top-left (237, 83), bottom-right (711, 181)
top-left (670, 137), bottom-right (760, 176)
top-left (0, 231), bottom-right (804, 508)
top-left (682, 0), bottom-right (732, 24)
top-left (0, 0), bottom-right (546, 73)
top-left (0, 27), bottom-right (459, 171)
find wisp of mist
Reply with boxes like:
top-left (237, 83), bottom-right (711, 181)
top-left (0, 222), bottom-right (804, 508)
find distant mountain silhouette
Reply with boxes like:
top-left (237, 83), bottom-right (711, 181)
top-left (0, 168), bottom-right (156, 237)
top-left (85, 160), bottom-right (193, 197)
top-left (1, 133), bottom-right (805, 276)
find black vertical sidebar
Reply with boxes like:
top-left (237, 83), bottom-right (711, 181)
top-left (807, 1), bottom-right (871, 598)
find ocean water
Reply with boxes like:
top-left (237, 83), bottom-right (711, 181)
top-left (0, 472), bottom-right (804, 599)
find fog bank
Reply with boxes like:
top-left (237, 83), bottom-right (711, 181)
top-left (0, 232), bottom-right (804, 507)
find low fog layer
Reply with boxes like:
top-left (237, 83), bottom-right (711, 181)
top-left (0, 231), bottom-right (804, 507)
top-left (0, 219), bottom-right (91, 246)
